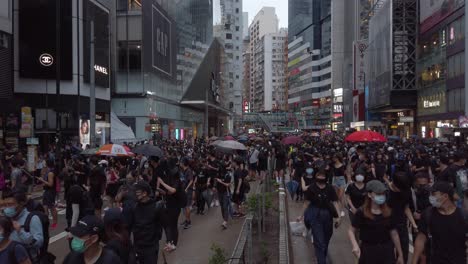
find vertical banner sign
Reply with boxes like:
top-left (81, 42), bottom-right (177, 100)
top-left (353, 40), bottom-right (368, 91)
top-left (20, 107), bottom-right (32, 138)
top-left (27, 146), bottom-right (37, 172)
top-left (79, 119), bottom-right (90, 146)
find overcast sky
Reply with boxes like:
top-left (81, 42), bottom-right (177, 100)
top-left (243, 0), bottom-right (288, 28)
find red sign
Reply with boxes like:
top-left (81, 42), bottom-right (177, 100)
top-left (243, 100), bottom-right (249, 113)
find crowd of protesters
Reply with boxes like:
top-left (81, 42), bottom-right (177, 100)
top-left (0, 133), bottom-right (466, 263)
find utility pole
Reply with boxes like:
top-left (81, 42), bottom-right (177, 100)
top-left (90, 21), bottom-right (96, 147)
top-left (55, 0), bottom-right (62, 169)
top-left (204, 85), bottom-right (209, 139)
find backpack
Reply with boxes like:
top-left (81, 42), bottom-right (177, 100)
top-left (23, 207), bottom-right (56, 264)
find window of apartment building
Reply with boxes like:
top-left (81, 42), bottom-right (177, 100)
top-left (236, 36), bottom-right (240, 40)
top-left (230, 82), bottom-right (234, 88)
top-left (236, 56), bottom-right (240, 60)
top-left (226, 33), bottom-right (232, 39)
top-left (229, 72), bottom-right (234, 78)
top-left (236, 75), bottom-right (239, 79)
top-left (236, 26), bottom-right (240, 32)
top-left (236, 8), bottom-right (239, 14)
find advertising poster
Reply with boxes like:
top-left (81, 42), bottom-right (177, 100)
top-left (79, 119), bottom-right (90, 146)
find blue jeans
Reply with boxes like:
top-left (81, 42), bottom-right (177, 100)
top-left (304, 206), bottom-right (333, 264)
top-left (220, 192), bottom-right (230, 222)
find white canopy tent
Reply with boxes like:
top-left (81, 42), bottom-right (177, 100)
top-left (110, 112), bottom-right (138, 143)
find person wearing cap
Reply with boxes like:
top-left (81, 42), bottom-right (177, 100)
top-left (412, 182), bottom-right (468, 264)
top-left (124, 181), bottom-right (162, 263)
top-left (348, 180), bottom-right (404, 264)
top-left (102, 208), bottom-right (132, 264)
top-left (64, 215), bottom-right (121, 264)
top-left (301, 170), bottom-right (341, 264)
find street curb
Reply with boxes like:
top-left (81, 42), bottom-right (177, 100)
top-left (278, 184), bottom-right (290, 264)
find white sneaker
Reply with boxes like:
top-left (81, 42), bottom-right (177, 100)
top-left (340, 211), bottom-right (345, 217)
top-left (215, 200), bottom-right (220, 207)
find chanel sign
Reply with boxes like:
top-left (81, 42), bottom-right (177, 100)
top-left (39, 53), bottom-right (53, 66)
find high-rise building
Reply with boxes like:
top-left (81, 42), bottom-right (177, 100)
top-left (249, 7), bottom-right (279, 111)
top-left (251, 29), bottom-right (288, 112)
top-left (242, 37), bottom-right (251, 113)
top-left (216, 0), bottom-right (244, 115)
top-left (366, 0), bottom-right (417, 137)
top-left (243, 12), bottom-right (249, 39)
top-left (0, 0), bottom-right (13, 105)
top-left (114, 0), bottom-right (228, 139)
top-left (416, 0), bottom-right (464, 138)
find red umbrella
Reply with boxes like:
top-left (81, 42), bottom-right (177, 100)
top-left (345, 131), bottom-right (387, 142)
top-left (225, 135), bottom-right (235, 140)
top-left (281, 136), bottom-right (304, 145)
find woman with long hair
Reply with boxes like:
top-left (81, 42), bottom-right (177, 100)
top-left (103, 208), bottom-right (132, 263)
top-left (331, 153), bottom-right (347, 216)
top-left (347, 180), bottom-right (404, 264)
top-left (0, 216), bottom-right (32, 264)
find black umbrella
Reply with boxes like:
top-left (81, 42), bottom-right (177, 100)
top-left (132, 144), bottom-right (164, 158)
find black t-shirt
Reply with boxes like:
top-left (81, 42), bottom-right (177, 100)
top-left (304, 182), bottom-right (338, 209)
top-left (195, 169), bottom-right (209, 188)
top-left (419, 207), bottom-right (467, 264)
top-left (374, 161), bottom-right (387, 180)
top-left (89, 166), bottom-right (106, 197)
top-left (387, 189), bottom-right (412, 224)
top-left (233, 169), bottom-right (245, 191)
top-left (436, 167), bottom-right (454, 184)
top-left (63, 248), bottom-right (122, 264)
top-left (352, 209), bottom-right (396, 244)
top-left (216, 172), bottom-right (232, 194)
top-left (302, 174), bottom-right (314, 187)
top-left (293, 160), bottom-right (305, 181)
top-left (66, 185), bottom-right (85, 221)
top-left (105, 239), bottom-right (130, 264)
top-left (345, 183), bottom-right (367, 209)
top-left (207, 159), bottom-right (219, 179)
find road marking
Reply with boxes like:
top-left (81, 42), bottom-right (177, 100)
top-left (49, 231), bottom-right (68, 244)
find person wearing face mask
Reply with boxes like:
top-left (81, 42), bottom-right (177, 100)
top-left (345, 172), bottom-right (367, 221)
top-left (301, 170), bottom-right (341, 264)
top-left (1, 190), bottom-right (44, 263)
top-left (412, 182), bottom-right (468, 264)
top-left (63, 215), bottom-right (121, 264)
top-left (291, 153), bottom-right (306, 201)
top-left (0, 216), bottom-right (31, 264)
top-left (409, 172), bottom-right (431, 264)
top-left (348, 180), bottom-right (404, 264)
top-left (124, 181), bottom-right (162, 263)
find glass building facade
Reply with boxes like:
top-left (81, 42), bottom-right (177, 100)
top-left (113, 0), bottom-right (217, 139)
top-left (288, 0), bottom-right (333, 129)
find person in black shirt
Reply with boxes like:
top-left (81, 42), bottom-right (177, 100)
top-left (435, 156), bottom-right (452, 183)
top-left (301, 170), bottom-right (341, 264)
top-left (291, 153), bottom-right (305, 201)
top-left (232, 159), bottom-right (246, 217)
top-left (124, 181), bottom-right (162, 264)
top-left (180, 158), bottom-right (194, 229)
top-left (102, 208), bottom-right (132, 264)
top-left (345, 172), bottom-right (366, 222)
top-left (373, 153), bottom-right (387, 181)
top-left (385, 171), bottom-right (418, 263)
top-left (215, 165), bottom-right (232, 229)
top-left (348, 180), bottom-right (404, 264)
top-left (410, 172), bottom-right (431, 263)
top-left (88, 157), bottom-right (107, 219)
top-left (158, 162), bottom-right (183, 253)
top-left (412, 182), bottom-right (468, 264)
top-left (207, 152), bottom-right (220, 207)
top-left (194, 163), bottom-right (210, 215)
top-left (64, 215), bottom-right (122, 264)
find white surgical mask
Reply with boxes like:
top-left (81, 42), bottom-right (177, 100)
top-left (355, 175), bottom-right (365, 182)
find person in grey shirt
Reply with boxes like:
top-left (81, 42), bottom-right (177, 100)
top-left (2, 190), bottom-right (44, 262)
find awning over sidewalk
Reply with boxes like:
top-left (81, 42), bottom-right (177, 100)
top-left (111, 112), bottom-right (137, 143)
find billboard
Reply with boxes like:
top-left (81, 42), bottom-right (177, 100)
top-left (142, 0), bottom-right (176, 79)
top-left (79, 119), bottom-right (90, 146)
top-left (83, 0), bottom-right (111, 88)
top-left (19, 0), bottom-right (73, 80)
top-left (420, 0), bottom-right (464, 28)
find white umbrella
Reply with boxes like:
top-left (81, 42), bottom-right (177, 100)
top-left (210, 140), bottom-right (223, 146)
top-left (216, 140), bottom-right (247, 151)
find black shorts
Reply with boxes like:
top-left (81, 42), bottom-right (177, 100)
top-left (42, 190), bottom-right (56, 207)
top-left (90, 195), bottom-right (103, 210)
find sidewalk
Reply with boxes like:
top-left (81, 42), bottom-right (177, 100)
top-left (287, 195), bottom-right (317, 263)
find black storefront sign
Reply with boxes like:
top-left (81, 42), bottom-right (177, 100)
top-left (19, 0), bottom-right (73, 80)
top-left (142, 0), bottom-right (176, 79)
